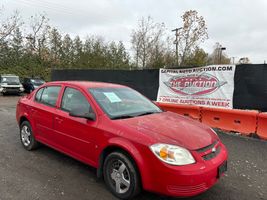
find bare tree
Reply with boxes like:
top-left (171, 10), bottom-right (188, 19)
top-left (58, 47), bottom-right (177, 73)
top-left (238, 57), bottom-right (251, 64)
top-left (176, 10), bottom-right (208, 66)
top-left (131, 16), bottom-right (166, 68)
top-left (0, 9), bottom-right (21, 43)
top-left (208, 42), bottom-right (231, 64)
top-left (26, 13), bottom-right (50, 57)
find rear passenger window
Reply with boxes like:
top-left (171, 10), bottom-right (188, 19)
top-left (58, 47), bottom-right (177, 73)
top-left (35, 88), bottom-right (44, 102)
top-left (40, 86), bottom-right (61, 107)
top-left (61, 87), bottom-right (91, 112)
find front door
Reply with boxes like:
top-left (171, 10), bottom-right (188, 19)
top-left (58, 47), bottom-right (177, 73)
top-left (53, 86), bottom-right (99, 165)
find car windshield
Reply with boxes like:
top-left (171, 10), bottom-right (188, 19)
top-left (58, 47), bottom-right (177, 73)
top-left (89, 87), bottom-right (162, 119)
top-left (30, 79), bottom-right (45, 86)
top-left (1, 76), bottom-right (20, 84)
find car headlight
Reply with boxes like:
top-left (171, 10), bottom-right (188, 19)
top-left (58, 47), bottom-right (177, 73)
top-left (150, 143), bottom-right (195, 165)
top-left (19, 85), bottom-right (24, 91)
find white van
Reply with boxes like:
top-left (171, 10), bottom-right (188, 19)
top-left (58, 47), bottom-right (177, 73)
top-left (0, 74), bottom-right (24, 95)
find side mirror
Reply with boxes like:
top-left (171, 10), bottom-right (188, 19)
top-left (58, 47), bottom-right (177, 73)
top-left (69, 108), bottom-right (96, 121)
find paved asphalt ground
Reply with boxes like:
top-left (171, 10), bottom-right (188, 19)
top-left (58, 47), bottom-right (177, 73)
top-left (0, 95), bottom-right (266, 200)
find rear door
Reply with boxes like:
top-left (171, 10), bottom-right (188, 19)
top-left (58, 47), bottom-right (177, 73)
top-left (53, 86), bottom-right (99, 165)
top-left (31, 85), bottom-right (61, 145)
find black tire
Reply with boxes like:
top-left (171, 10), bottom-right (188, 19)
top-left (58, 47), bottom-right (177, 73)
top-left (103, 152), bottom-right (141, 199)
top-left (20, 121), bottom-right (39, 150)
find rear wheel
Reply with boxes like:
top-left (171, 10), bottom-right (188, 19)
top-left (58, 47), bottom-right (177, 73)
top-left (103, 152), bottom-right (141, 199)
top-left (20, 121), bottom-right (39, 150)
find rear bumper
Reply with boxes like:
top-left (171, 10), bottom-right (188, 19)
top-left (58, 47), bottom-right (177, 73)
top-left (142, 143), bottom-right (228, 197)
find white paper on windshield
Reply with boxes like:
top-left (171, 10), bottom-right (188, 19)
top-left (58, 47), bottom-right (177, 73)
top-left (103, 92), bottom-right (122, 103)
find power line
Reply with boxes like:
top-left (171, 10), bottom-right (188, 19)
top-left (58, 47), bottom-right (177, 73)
top-left (16, 0), bottom-right (92, 17)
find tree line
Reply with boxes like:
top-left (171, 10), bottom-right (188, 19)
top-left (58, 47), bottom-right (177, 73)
top-left (0, 9), bottom-right (231, 80)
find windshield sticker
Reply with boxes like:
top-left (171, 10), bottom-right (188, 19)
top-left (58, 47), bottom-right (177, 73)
top-left (103, 92), bottom-right (122, 103)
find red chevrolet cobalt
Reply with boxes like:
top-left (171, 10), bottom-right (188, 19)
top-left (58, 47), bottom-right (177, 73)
top-left (16, 81), bottom-right (228, 199)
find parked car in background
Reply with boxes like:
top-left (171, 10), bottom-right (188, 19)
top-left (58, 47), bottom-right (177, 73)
top-left (22, 77), bottom-right (45, 93)
top-left (0, 74), bottom-right (24, 95)
top-left (16, 81), bottom-right (228, 199)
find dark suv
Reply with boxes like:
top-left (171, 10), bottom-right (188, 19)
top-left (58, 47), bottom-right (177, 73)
top-left (22, 77), bottom-right (45, 93)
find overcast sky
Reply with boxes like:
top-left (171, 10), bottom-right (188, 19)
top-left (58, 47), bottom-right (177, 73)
top-left (2, 0), bottom-right (267, 63)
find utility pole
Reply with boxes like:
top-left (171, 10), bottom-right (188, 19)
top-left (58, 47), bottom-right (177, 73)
top-left (231, 57), bottom-right (237, 64)
top-left (172, 27), bottom-right (182, 67)
top-left (219, 47), bottom-right (226, 64)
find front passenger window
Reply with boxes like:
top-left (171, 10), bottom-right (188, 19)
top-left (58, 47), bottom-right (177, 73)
top-left (40, 86), bottom-right (61, 107)
top-left (61, 87), bottom-right (91, 113)
top-left (35, 88), bottom-right (44, 102)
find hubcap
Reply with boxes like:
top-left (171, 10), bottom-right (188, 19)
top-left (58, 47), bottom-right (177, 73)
top-left (110, 160), bottom-right (130, 194)
top-left (21, 125), bottom-right (31, 147)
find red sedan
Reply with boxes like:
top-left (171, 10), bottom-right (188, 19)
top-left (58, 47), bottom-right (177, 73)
top-left (16, 81), bottom-right (228, 199)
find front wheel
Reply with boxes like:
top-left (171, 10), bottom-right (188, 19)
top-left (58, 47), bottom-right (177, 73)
top-left (103, 152), bottom-right (141, 199)
top-left (20, 121), bottom-right (39, 150)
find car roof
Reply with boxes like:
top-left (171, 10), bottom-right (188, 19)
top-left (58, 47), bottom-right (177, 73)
top-left (46, 81), bottom-right (128, 89)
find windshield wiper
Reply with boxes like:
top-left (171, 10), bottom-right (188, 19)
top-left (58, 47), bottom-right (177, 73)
top-left (111, 111), bottom-right (161, 120)
top-left (111, 115), bottom-right (135, 120)
top-left (135, 111), bottom-right (161, 117)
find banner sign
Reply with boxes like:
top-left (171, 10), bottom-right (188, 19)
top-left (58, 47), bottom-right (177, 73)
top-left (157, 65), bottom-right (236, 108)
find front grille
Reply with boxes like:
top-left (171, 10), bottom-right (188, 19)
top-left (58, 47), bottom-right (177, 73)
top-left (196, 140), bottom-right (221, 161)
top-left (202, 146), bottom-right (221, 160)
top-left (5, 87), bottom-right (20, 91)
top-left (6, 87), bottom-right (19, 89)
top-left (167, 183), bottom-right (208, 195)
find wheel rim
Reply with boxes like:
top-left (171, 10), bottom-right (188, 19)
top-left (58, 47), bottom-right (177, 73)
top-left (109, 160), bottom-right (131, 194)
top-left (21, 125), bottom-right (31, 147)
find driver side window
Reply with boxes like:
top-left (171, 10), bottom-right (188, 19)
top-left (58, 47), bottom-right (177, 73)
top-left (61, 87), bottom-right (91, 113)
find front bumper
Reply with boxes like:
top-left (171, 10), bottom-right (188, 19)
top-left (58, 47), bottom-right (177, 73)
top-left (0, 87), bottom-right (24, 93)
top-left (142, 142), bottom-right (228, 197)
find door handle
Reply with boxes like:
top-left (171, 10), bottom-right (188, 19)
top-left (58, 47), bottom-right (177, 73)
top-left (55, 116), bottom-right (63, 123)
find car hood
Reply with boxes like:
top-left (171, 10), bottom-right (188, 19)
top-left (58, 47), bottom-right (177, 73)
top-left (116, 111), bottom-right (217, 150)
